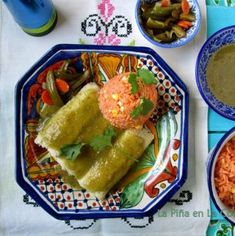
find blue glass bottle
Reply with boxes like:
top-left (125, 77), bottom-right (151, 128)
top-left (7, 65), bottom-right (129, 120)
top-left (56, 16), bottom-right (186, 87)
top-left (2, 0), bottom-right (57, 36)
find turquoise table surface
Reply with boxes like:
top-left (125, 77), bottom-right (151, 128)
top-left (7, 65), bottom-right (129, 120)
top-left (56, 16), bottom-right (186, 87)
top-left (206, 5), bottom-right (235, 235)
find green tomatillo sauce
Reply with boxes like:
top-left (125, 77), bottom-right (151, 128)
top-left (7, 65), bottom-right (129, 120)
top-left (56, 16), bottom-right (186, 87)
top-left (206, 44), bottom-right (235, 107)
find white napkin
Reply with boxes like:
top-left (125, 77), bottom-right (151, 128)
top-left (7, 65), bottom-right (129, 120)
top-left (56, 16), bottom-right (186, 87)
top-left (0, 0), bottom-right (209, 235)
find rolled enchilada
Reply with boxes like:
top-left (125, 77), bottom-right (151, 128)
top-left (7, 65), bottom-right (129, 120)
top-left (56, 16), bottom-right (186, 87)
top-left (35, 82), bottom-right (154, 199)
top-left (35, 83), bottom-right (111, 180)
top-left (35, 83), bottom-right (101, 156)
top-left (79, 128), bottom-right (153, 199)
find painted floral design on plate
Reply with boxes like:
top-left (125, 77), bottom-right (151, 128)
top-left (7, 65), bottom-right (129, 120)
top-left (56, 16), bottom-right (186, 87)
top-left (16, 45), bottom-right (188, 219)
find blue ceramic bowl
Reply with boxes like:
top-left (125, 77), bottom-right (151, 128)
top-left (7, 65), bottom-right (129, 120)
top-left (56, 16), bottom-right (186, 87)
top-left (15, 44), bottom-right (189, 220)
top-left (207, 127), bottom-right (235, 225)
top-left (135, 0), bottom-right (201, 48)
top-left (196, 25), bottom-right (235, 120)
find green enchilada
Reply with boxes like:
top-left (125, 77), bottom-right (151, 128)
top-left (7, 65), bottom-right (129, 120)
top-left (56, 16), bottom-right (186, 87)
top-left (36, 80), bottom-right (154, 199)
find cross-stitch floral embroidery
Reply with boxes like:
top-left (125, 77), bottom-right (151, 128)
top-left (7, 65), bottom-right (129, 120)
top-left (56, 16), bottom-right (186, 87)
top-left (81, 0), bottom-right (132, 45)
top-left (98, 0), bottom-right (115, 22)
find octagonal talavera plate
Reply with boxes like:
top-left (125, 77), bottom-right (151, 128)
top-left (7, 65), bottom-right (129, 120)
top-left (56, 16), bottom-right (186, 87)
top-left (15, 44), bottom-right (189, 220)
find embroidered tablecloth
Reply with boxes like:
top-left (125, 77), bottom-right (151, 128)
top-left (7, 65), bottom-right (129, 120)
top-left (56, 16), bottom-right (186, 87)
top-left (0, 0), bottom-right (210, 235)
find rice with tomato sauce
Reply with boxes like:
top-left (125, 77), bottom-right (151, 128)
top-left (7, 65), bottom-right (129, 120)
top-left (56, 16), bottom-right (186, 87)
top-left (98, 72), bottom-right (157, 129)
top-left (214, 137), bottom-right (235, 210)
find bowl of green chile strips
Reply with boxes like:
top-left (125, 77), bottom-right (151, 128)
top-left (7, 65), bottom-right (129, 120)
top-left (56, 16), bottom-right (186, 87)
top-left (136, 0), bottom-right (201, 48)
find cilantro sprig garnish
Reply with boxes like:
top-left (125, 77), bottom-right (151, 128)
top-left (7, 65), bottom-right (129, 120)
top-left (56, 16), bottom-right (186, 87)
top-left (131, 97), bottom-right (154, 119)
top-left (137, 68), bottom-right (157, 85)
top-left (90, 127), bottom-right (117, 152)
top-left (59, 128), bottom-right (117, 160)
top-left (128, 73), bottom-right (139, 94)
top-left (128, 69), bottom-right (157, 95)
top-left (60, 143), bottom-right (85, 161)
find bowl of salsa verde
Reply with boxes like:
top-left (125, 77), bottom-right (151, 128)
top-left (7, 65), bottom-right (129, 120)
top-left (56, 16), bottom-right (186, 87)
top-left (196, 25), bottom-right (235, 120)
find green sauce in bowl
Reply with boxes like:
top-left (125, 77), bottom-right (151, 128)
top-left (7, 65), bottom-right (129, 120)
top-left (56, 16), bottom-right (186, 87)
top-left (207, 44), bottom-right (235, 107)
